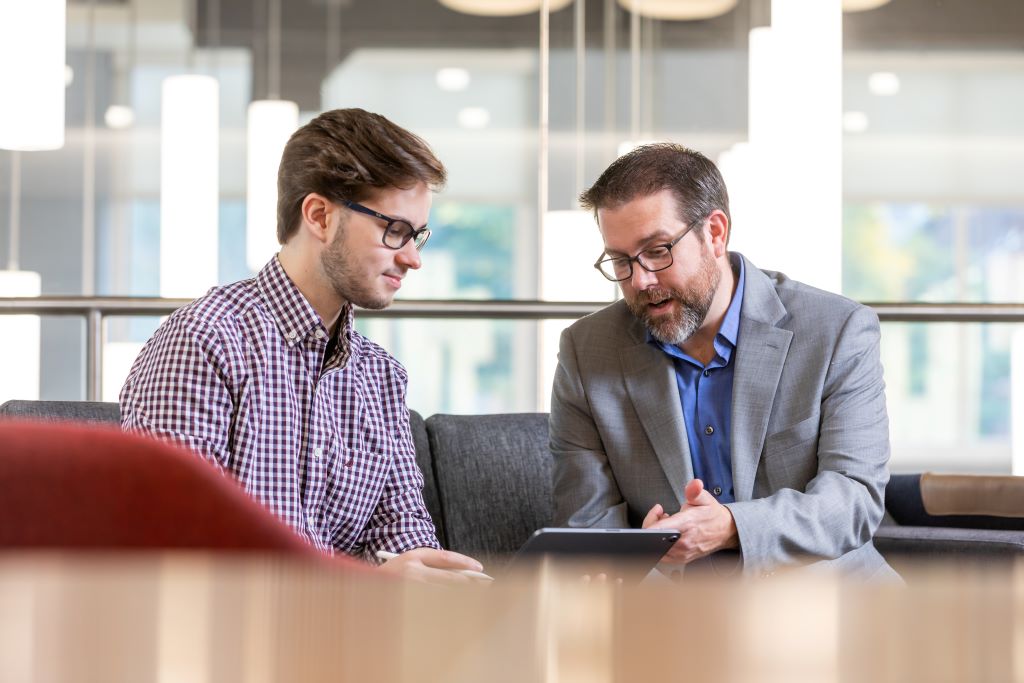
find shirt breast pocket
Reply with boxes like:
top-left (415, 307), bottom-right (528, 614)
top-left (761, 413), bottom-right (820, 491)
top-left (325, 447), bottom-right (393, 530)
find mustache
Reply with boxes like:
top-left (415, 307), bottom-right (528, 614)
top-left (633, 288), bottom-right (678, 305)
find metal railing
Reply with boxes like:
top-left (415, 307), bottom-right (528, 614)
top-left (2, 297), bottom-right (1024, 401)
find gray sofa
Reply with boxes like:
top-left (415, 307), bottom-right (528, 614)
top-left (3, 399), bottom-right (1022, 569)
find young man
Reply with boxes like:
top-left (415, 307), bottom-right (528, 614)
top-left (121, 108), bottom-right (482, 582)
top-left (551, 143), bottom-right (897, 579)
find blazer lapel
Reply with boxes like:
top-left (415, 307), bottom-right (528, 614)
top-left (620, 339), bottom-right (692, 505)
top-left (731, 256), bottom-right (793, 502)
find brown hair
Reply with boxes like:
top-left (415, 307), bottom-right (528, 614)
top-left (579, 143), bottom-right (731, 237)
top-left (276, 108), bottom-right (447, 244)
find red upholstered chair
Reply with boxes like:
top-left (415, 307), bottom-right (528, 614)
top-left (0, 420), bottom-right (354, 564)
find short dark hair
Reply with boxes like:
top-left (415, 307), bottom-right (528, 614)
top-left (579, 143), bottom-right (731, 237)
top-left (276, 108), bottom-right (447, 244)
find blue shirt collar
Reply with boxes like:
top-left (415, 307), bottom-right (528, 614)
top-left (717, 252), bottom-right (744, 348)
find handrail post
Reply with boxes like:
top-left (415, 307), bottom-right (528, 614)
top-left (86, 309), bottom-right (103, 401)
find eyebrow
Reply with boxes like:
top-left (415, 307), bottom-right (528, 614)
top-left (603, 231), bottom-right (674, 257)
top-left (371, 205), bottom-right (429, 230)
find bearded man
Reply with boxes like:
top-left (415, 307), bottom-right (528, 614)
top-left (121, 108), bottom-right (482, 582)
top-left (550, 143), bottom-right (898, 580)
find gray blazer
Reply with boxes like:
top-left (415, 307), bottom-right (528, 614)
top-left (550, 253), bottom-right (895, 578)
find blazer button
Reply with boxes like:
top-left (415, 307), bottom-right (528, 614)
top-left (712, 486), bottom-right (722, 496)
top-left (704, 425), bottom-right (714, 435)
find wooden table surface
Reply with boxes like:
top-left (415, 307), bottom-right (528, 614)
top-left (0, 553), bottom-right (1021, 683)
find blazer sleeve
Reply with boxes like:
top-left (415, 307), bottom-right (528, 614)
top-left (725, 305), bottom-right (890, 575)
top-left (550, 326), bottom-right (630, 528)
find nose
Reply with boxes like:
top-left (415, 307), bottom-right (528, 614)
top-left (395, 240), bottom-right (422, 270)
top-left (629, 262), bottom-right (657, 290)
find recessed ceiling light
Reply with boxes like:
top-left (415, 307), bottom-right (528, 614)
top-left (868, 72), bottom-right (900, 96)
top-left (436, 68), bottom-right (470, 92)
top-left (842, 111), bottom-right (869, 133)
top-left (457, 106), bottom-right (490, 129)
top-left (104, 104), bottom-right (135, 129)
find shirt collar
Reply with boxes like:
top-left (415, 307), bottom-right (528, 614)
top-left (256, 256), bottom-right (350, 349)
top-left (717, 252), bottom-right (745, 348)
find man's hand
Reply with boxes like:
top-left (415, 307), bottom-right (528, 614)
top-left (642, 479), bottom-right (739, 564)
top-left (376, 547), bottom-right (487, 584)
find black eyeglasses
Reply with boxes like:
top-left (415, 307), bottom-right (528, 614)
top-left (342, 199), bottom-right (431, 251)
top-left (593, 223), bottom-right (696, 282)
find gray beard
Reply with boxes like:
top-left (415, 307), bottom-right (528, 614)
top-left (626, 253), bottom-right (720, 346)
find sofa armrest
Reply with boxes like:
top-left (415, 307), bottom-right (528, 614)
top-left (874, 523), bottom-right (1024, 559)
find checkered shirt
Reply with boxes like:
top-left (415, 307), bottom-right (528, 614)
top-left (120, 256), bottom-right (439, 561)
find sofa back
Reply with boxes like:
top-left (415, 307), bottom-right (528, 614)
top-left (6, 399), bottom-right (1023, 567)
top-left (0, 400), bottom-right (120, 424)
top-left (424, 413), bottom-right (552, 562)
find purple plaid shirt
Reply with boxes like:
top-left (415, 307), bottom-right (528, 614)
top-left (120, 256), bottom-right (439, 560)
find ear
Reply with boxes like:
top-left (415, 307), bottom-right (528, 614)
top-left (299, 193), bottom-right (334, 246)
top-left (706, 209), bottom-right (730, 258)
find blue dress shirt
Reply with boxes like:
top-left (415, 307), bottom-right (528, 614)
top-left (648, 254), bottom-right (745, 505)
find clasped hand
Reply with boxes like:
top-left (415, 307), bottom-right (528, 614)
top-left (642, 479), bottom-right (739, 564)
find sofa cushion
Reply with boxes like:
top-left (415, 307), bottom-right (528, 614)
top-left (426, 413), bottom-right (552, 561)
top-left (0, 400), bottom-right (120, 424)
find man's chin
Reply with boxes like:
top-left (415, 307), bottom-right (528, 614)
top-left (355, 297), bottom-right (391, 311)
top-left (643, 309), bottom-right (700, 346)
top-left (348, 288), bottom-right (394, 311)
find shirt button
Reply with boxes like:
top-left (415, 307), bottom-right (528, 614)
top-left (704, 425), bottom-right (714, 435)
top-left (703, 369), bottom-right (710, 377)
top-left (713, 486), bottom-right (723, 496)
top-left (286, 330), bottom-right (297, 341)
top-left (306, 513), bottom-right (315, 527)
top-left (313, 447), bottom-right (323, 459)
top-left (314, 329), bottom-right (326, 340)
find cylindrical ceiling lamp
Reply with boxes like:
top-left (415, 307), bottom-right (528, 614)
top-left (616, 0), bottom-right (738, 20)
top-left (160, 74), bottom-right (219, 298)
top-left (439, 0), bottom-right (572, 16)
top-left (245, 0), bottom-right (298, 272)
top-left (0, 0), bottom-right (66, 150)
top-left (246, 99), bottom-right (298, 272)
top-left (0, 270), bottom-right (41, 403)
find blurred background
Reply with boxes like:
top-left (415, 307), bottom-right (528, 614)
top-left (1, 0), bottom-right (1023, 474)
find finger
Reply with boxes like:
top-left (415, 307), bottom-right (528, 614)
top-left (642, 504), bottom-right (665, 528)
top-left (418, 566), bottom-right (475, 585)
top-left (684, 479), bottom-right (705, 505)
top-left (423, 549), bottom-right (484, 572)
top-left (648, 515), bottom-right (684, 531)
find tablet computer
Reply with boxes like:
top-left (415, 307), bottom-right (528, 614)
top-left (505, 527), bottom-right (680, 582)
